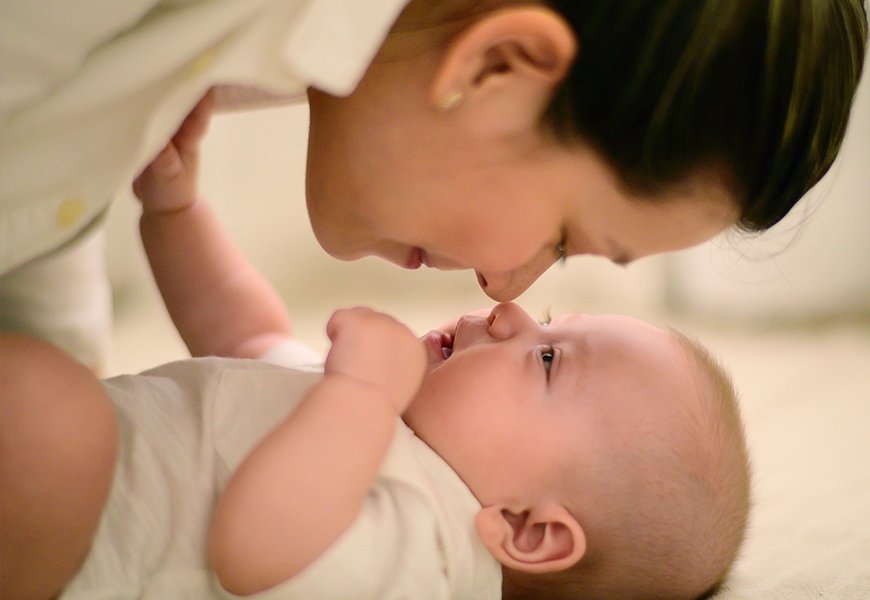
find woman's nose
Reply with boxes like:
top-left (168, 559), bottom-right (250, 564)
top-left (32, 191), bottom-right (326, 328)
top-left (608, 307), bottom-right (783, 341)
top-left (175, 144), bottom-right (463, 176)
top-left (487, 302), bottom-right (535, 340)
top-left (475, 255), bottom-right (555, 302)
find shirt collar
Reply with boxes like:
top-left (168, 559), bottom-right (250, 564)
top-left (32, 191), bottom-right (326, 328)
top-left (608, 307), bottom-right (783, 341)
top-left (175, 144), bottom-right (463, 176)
top-left (282, 0), bottom-right (412, 96)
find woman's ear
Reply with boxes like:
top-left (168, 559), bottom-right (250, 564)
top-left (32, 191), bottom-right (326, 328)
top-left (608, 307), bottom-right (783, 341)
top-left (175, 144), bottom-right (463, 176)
top-left (431, 6), bottom-right (577, 136)
top-left (475, 502), bottom-right (586, 574)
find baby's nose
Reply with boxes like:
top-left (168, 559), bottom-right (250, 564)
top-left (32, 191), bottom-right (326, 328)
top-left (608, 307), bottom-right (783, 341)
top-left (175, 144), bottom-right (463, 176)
top-left (487, 302), bottom-right (533, 340)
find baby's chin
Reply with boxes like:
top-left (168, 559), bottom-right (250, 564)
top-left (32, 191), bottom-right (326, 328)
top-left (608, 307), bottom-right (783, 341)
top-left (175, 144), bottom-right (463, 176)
top-left (400, 393), bottom-right (424, 434)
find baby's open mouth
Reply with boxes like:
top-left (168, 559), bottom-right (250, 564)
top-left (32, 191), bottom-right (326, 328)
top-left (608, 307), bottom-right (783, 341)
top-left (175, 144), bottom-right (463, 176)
top-left (442, 337), bottom-right (453, 360)
top-left (437, 330), bottom-right (453, 360)
top-left (423, 329), bottom-right (454, 364)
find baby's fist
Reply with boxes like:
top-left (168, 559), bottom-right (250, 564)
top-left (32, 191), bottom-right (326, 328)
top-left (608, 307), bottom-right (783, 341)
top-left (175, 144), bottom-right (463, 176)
top-left (133, 92), bottom-right (212, 213)
top-left (324, 307), bottom-right (426, 413)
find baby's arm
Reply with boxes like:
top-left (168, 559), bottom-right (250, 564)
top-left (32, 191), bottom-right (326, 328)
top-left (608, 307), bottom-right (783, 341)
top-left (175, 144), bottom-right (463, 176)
top-left (133, 92), bottom-right (291, 359)
top-left (208, 307), bottom-right (427, 595)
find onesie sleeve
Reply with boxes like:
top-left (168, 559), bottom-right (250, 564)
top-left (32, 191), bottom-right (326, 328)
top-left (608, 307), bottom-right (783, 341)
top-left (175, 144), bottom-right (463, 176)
top-left (255, 338), bottom-right (323, 369)
top-left (212, 428), bottom-right (457, 600)
top-left (214, 484), bottom-right (451, 600)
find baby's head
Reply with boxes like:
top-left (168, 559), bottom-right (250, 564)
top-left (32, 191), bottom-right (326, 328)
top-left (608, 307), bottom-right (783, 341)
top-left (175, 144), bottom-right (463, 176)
top-left (404, 302), bottom-right (750, 599)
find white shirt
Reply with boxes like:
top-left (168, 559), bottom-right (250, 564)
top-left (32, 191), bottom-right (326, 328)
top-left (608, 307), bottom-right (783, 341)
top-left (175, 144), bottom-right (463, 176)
top-left (0, 0), bottom-right (409, 273)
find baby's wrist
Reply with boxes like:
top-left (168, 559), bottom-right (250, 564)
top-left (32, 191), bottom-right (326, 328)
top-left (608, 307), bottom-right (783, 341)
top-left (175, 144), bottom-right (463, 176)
top-left (139, 195), bottom-right (201, 216)
top-left (322, 369), bottom-right (411, 415)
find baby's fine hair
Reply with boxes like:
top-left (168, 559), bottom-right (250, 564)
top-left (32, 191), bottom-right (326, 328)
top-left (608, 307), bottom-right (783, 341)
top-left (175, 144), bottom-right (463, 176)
top-left (543, 0), bottom-right (868, 232)
top-left (503, 329), bottom-right (751, 600)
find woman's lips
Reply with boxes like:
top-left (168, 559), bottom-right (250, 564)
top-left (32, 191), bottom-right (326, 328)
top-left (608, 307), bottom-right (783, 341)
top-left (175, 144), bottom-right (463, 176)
top-left (406, 248), bottom-right (436, 269)
top-left (420, 250), bottom-right (433, 268)
top-left (406, 248), bottom-right (423, 269)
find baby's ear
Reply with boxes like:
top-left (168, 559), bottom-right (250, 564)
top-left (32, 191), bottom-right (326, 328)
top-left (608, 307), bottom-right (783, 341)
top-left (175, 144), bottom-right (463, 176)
top-left (475, 502), bottom-right (585, 574)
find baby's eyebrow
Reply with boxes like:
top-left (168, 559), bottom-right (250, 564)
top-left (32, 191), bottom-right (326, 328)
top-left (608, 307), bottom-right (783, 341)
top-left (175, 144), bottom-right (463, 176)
top-left (539, 308), bottom-right (553, 326)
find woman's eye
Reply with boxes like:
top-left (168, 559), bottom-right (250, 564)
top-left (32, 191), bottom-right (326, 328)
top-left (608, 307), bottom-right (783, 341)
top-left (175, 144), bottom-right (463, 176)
top-left (554, 239), bottom-right (568, 265)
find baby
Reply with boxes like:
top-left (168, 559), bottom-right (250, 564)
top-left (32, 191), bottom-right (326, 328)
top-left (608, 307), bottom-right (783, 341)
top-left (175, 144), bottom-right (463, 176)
top-left (36, 300), bottom-right (747, 600)
top-left (0, 103), bottom-right (750, 600)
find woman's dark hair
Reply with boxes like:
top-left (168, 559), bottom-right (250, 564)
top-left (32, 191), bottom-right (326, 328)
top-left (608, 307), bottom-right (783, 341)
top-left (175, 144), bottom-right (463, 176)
top-left (544, 0), bottom-right (868, 231)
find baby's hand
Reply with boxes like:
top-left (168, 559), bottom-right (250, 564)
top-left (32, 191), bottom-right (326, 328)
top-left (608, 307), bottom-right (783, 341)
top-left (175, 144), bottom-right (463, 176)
top-left (324, 307), bottom-right (426, 414)
top-left (132, 91), bottom-right (213, 213)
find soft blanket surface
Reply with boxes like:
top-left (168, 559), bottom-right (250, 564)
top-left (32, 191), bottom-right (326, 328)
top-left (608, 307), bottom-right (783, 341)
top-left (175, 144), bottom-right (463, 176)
top-left (710, 327), bottom-right (870, 600)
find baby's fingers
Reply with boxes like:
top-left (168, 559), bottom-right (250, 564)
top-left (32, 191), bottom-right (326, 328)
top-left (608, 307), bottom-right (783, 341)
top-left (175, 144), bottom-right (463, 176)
top-left (132, 143), bottom-right (194, 212)
top-left (172, 91), bottom-right (213, 156)
top-left (132, 91), bottom-right (213, 212)
top-left (324, 307), bottom-right (426, 411)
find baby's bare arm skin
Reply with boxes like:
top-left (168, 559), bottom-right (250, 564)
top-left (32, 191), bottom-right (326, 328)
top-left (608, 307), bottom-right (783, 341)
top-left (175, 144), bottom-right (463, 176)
top-left (208, 307), bottom-right (426, 596)
top-left (134, 92), bottom-right (291, 359)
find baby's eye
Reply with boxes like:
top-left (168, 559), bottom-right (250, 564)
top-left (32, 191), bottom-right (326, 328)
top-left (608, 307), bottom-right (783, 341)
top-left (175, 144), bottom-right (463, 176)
top-left (540, 348), bottom-right (555, 373)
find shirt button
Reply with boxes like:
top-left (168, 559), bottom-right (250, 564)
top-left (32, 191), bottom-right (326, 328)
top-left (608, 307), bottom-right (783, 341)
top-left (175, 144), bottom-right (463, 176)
top-left (189, 49), bottom-right (216, 77)
top-left (56, 198), bottom-right (85, 228)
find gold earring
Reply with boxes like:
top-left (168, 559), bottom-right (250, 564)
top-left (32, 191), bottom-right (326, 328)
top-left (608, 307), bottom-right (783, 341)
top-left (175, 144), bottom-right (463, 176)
top-left (438, 90), bottom-right (464, 111)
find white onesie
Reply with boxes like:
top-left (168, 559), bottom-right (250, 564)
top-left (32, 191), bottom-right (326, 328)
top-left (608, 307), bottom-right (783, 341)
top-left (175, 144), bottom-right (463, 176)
top-left (61, 340), bottom-right (502, 599)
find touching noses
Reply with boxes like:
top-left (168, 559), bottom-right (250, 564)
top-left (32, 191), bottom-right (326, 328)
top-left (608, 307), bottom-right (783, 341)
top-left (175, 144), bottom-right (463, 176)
top-left (487, 302), bottom-right (535, 340)
top-left (475, 254), bottom-right (556, 302)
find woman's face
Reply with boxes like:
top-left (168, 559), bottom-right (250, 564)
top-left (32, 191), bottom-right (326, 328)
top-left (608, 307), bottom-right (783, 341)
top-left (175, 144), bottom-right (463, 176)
top-left (305, 47), bottom-right (738, 302)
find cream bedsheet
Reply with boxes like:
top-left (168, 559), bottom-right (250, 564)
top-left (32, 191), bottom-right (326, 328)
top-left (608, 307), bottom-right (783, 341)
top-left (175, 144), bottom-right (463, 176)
top-left (707, 326), bottom-right (870, 600)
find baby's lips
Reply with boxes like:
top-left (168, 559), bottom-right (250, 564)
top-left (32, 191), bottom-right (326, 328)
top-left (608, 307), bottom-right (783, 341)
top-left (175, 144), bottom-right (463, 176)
top-left (421, 330), bottom-right (452, 365)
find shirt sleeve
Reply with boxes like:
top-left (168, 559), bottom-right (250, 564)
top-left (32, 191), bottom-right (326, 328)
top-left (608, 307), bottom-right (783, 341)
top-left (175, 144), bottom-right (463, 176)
top-left (0, 0), bottom-right (159, 124)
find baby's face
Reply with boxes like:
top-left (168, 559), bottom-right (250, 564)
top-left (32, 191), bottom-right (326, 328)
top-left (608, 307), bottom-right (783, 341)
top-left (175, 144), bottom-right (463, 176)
top-left (403, 302), bottom-right (696, 506)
